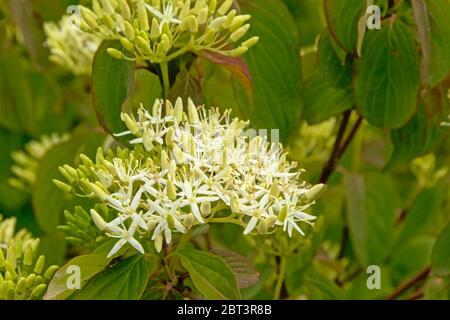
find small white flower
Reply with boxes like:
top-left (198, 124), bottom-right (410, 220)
top-left (106, 221), bottom-right (144, 258)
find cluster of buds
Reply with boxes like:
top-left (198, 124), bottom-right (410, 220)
top-left (55, 98), bottom-right (323, 258)
top-left (57, 205), bottom-right (116, 249)
top-left (288, 118), bottom-right (336, 164)
top-left (77, 0), bottom-right (259, 62)
top-left (44, 15), bottom-right (101, 75)
top-left (9, 133), bottom-right (70, 192)
top-left (0, 216), bottom-right (58, 300)
top-left (410, 154), bottom-right (448, 189)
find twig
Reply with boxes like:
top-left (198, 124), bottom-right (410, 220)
top-left (336, 115), bottom-right (363, 159)
top-left (319, 110), bottom-right (352, 183)
top-left (386, 266), bottom-right (431, 300)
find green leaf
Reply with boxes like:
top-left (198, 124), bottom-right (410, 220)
top-left (431, 222), bottom-right (450, 276)
top-left (317, 31), bottom-right (352, 89)
top-left (211, 248), bottom-right (259, 289)
top-left (396, 186), bottom-right (446, 246)
top-left (386, 87), bottom-right (449, 169)
top-left (345, 172), bottom-right (400, 266)
top-left (411, 0), bottom-right (431, 87)
top-left (354, 18), bottom-right (421, 128)
top-left (92, 40), bottom-right (135, 137)
top-left (302, 267), bottom-right (346, 300)
top-left (324, 0), bottom-right (365, 53)
top-left (427, 0), bottom-right (450, 87)
top-left (303, 72), bottom-right (354, 124)
top-left (32, 128), bottom-right (106, 233)
top-left (235, 0), bottom-right (303, 143)
top-left (44, 253), bottom-right (113, 300)
top-left (391, 236), bottom-right (435, 285)
top-left (177, 248), bottom-right (240, 300)
top-left (70, 255), bottom-right (152, 300)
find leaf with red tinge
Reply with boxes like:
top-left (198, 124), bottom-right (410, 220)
top-left (201, 51), bottom-right (253, 99)
top-left (212, 248), bottom-right (260, 289)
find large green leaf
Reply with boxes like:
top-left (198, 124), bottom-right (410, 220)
top-left (386, 87), bottom-right (449, 169)
top-left (431, 222), bottom-right (450, 276)
top-left (32, 128), bottom-right (106, 233)
top-left (427, 0), bottom-right (450, 87)
top-left (396, 186), bottom-right (446, 246)
top-left (354, 18), bottom-right (421, 128)
top-left (177, 248), bottom-right (240, 300)
top-left (70, 255), bottom-right (152, 300)
top-left (235, 0), bottom-right (303, 143)
top-left (44, 253), bottom-right (113, 300)
top-left (303, 73), bottom-right (354, 124)
top-left (324, 0), bottom-right (365, 53)
top-left (345, 173), bottom-right (401, 266)
top-left (317, 31), bottom-right (352, 89)
top-left (92, 40), bottom-right (135, 136)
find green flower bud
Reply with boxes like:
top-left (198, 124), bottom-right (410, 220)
top-left (269, 179), bottom-right (280, 198)
top-left (197, 7), bottom-right (208, 25)
top-left (218, 0), bottom-right (234, 15)
top-left (23, 244), bottom-right (34, 267)
top-left (92, 182), bottom-right (110, 201)
top-left (120, 37), bottom-right (134, 51)
top-left (90, 209), bottom-right (108, 231)
top-left (208, 0), bottom-right (217, 13)
top-left (305, 183), bottom-right (327, 201)
top-left (230, 24), bottom-right (250, 43)
top-left (161, 150), bottom-right (170, 170)
top-left (103, 14), bottom-right (116, 29)
top-left (33, 255), bottom-right (45, 275)
top-left (167, 213), bottom-right (175, 229)
top-left (229, 46), bottom-right (248, 57)
top-left (5, 261), bottom-right (17, 279)
top-left (52, 179), bottom-right (72, 193)
top-left (15, 277), bottom-right (27, 296)
top-left (154, 235), bottom-right (163, 253)
top-left (136, 36), bottom-right (152, 55)
top-left (241, 36), bottom-right (259, 49)
top-left (121, 112), bottom-right (140, 135)
top-left (107, 48), bottom-right (125, 59)
top-left (166, 127), bottom-right (175, 146)
top-left (124, 20), bottom-right (135, 40)
top-left (200, 202), bottom-right (211, 217)
top-left (80, 7), bottom-right (99, 30)
top-left (277, 206), bottom-right (288, 222)
top-left (100, 0), bottom-right (115, 15)
top-left (184, 214), bottom-right (195, 229)
top-left (174, 98), bottom-right (184, 122)
top-left (31, 284), bottom-right (47, 299)
top-left (137, 0), bottom-right (150, 31)
top-left (118, 0), bottom-right (131, 20)
top-left (172, 145), bottom-right (186, 164)
top-left (44, 265), bottom-right (59, 280)
top-left (150, 18), bottom-right (160, 40)
top-left (187, 98), bottom-right (199, 124)
top-left (25, 274), bottom-right (36, 288)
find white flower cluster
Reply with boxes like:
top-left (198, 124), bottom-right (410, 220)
top-left (56, 99), bottom-right (322, 258)
top-left (44, 15), bottom-right (101, 75)
top-left (77, 0), bottom-right (258, 62)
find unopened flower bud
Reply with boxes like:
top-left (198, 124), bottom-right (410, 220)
top-left (305, 183), bottom-right (327, 201)
top-left (218, 0), bottom-right (233, 15)
top-left (107, 48), bottom-right (125, 59)
top-left (230, 24), bottom-right (250, 42)
top-left (53, 180), bottom-right (72, 193)
top-left (120, 37), bottom-right (134, 51)
top-left (90, 209), bottom-right (108, 231)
